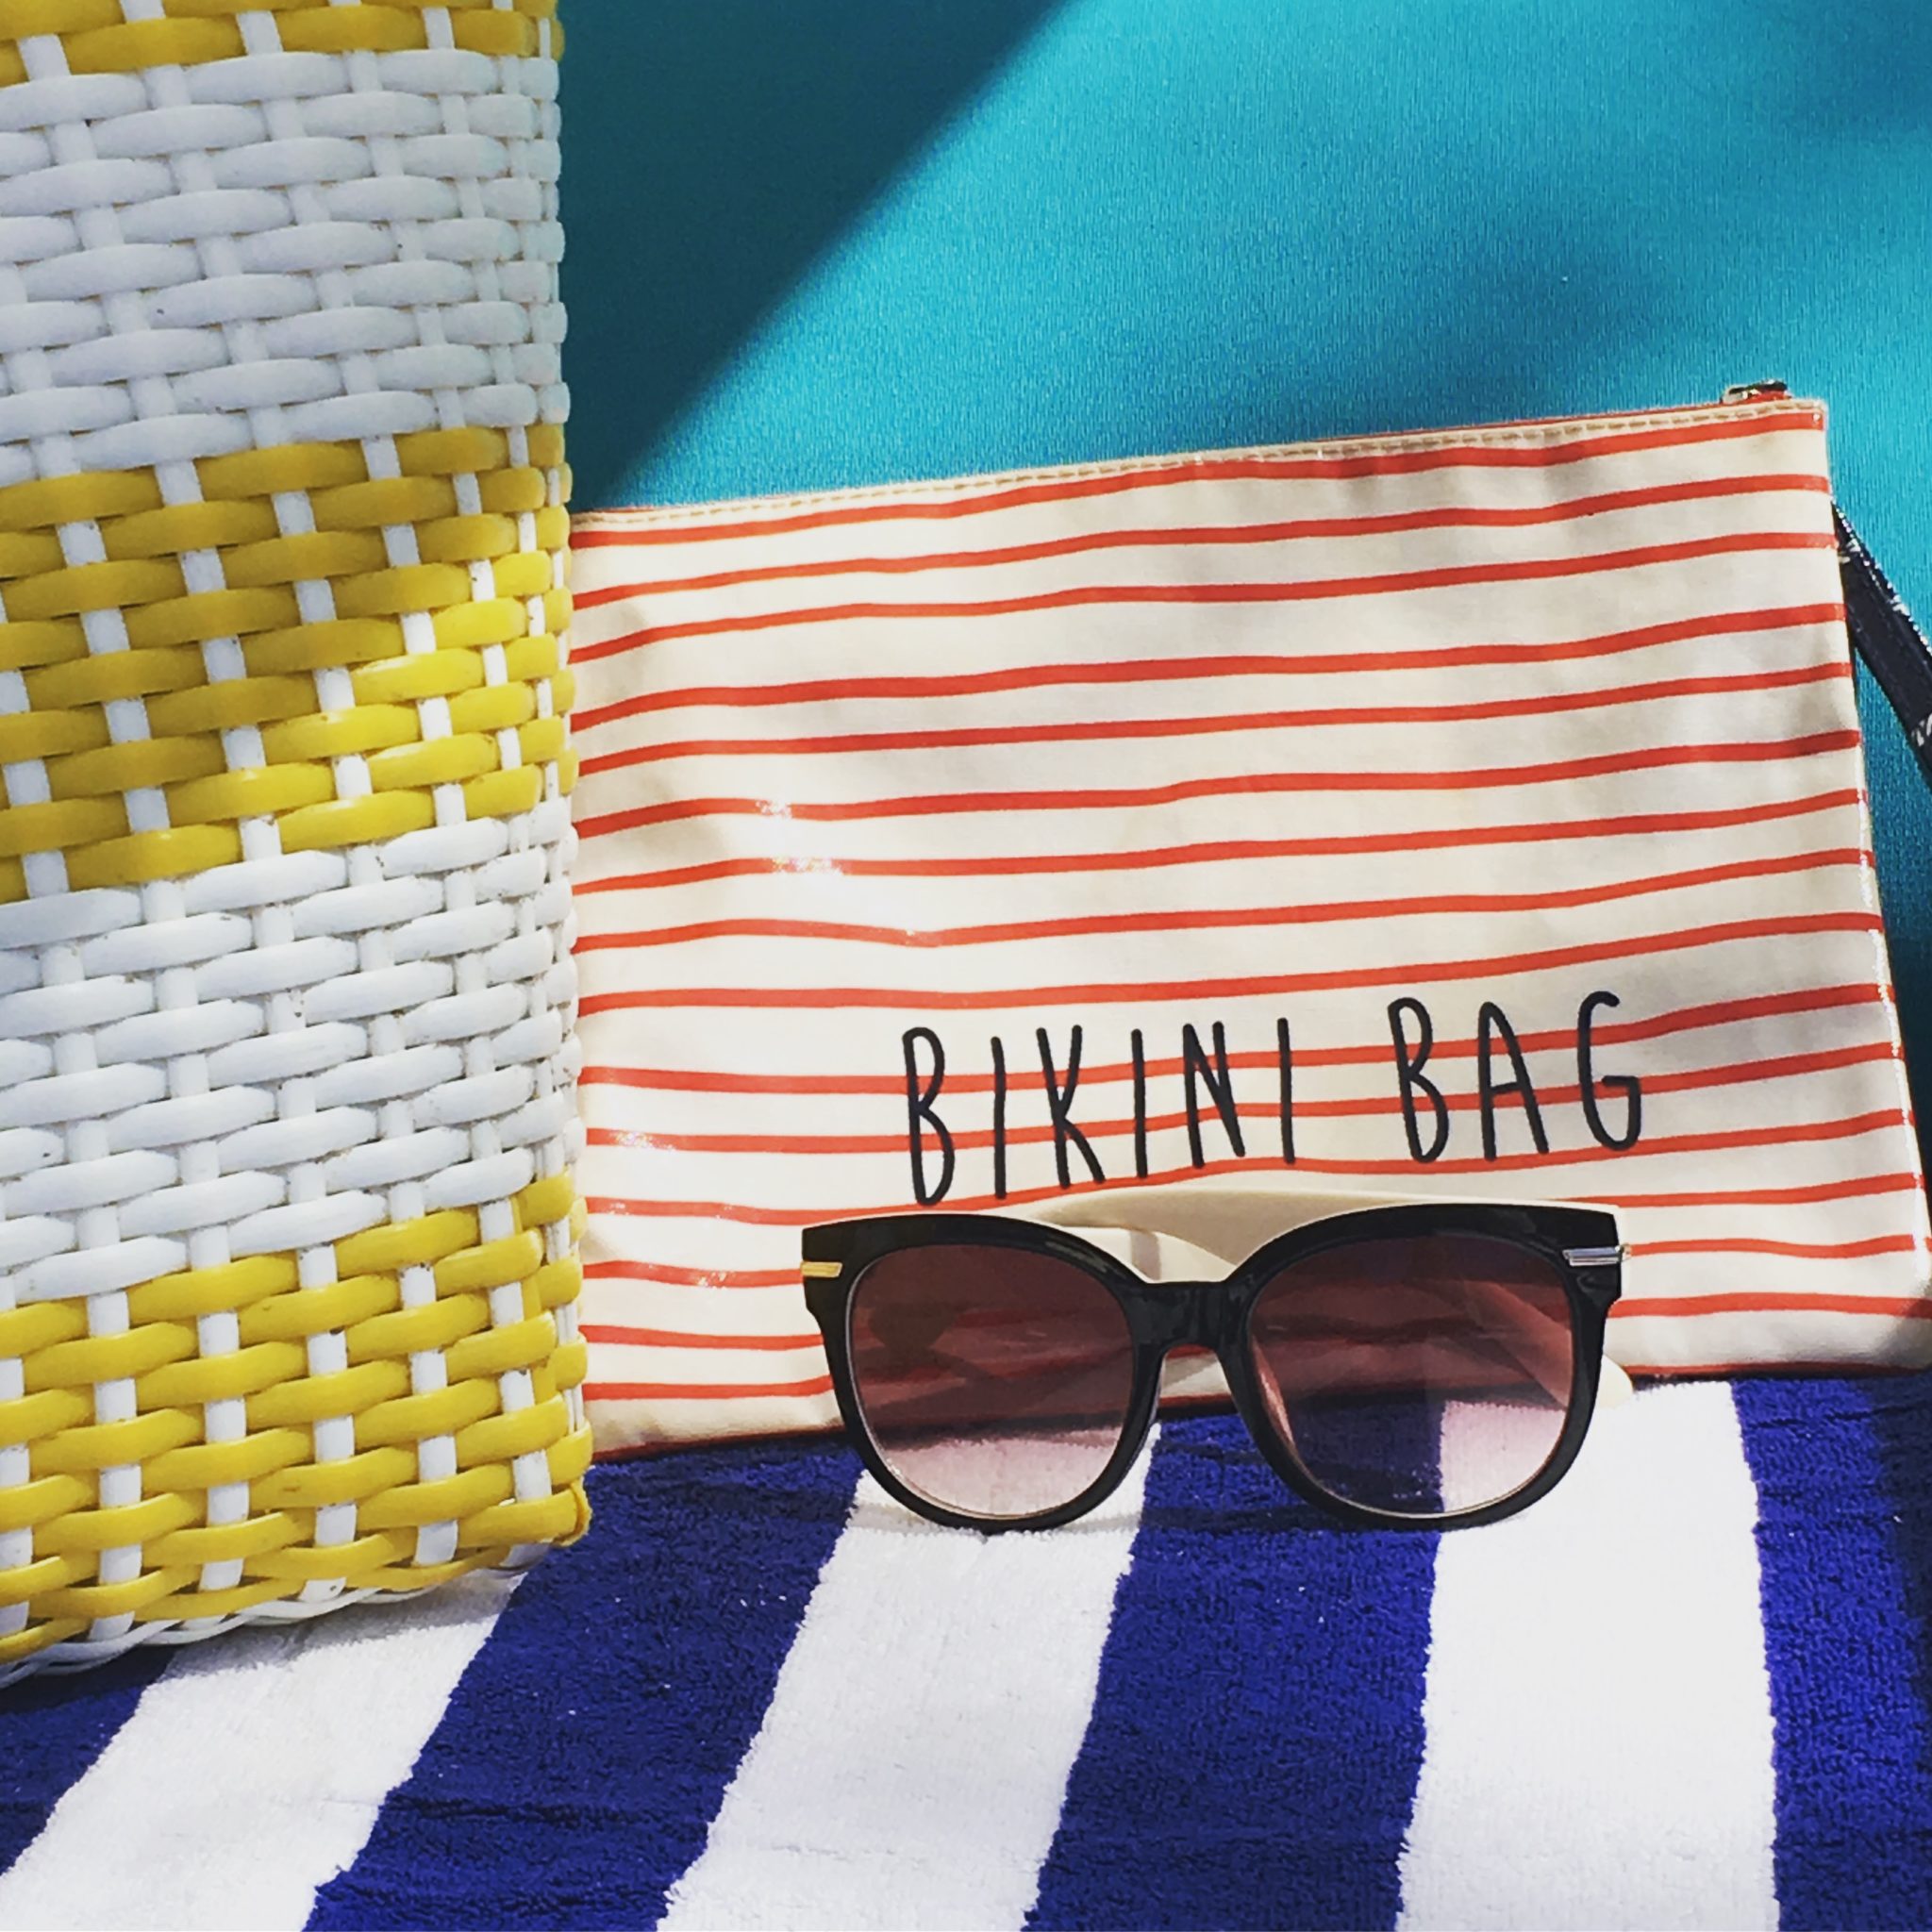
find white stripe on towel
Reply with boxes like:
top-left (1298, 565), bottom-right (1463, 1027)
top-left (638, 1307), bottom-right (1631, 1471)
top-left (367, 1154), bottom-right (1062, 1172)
top-left (0, 1574), bottom-right (517, 1932)
top-left (660, 1436), bottom-right (1155, 1932)
top-left (1397, 1381), bottom-right (1777, 1932)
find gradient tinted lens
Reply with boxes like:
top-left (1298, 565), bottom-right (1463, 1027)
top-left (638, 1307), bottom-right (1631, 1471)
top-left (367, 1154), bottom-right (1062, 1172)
top-left (1247, 1233), bottom-right (1575, 1518)
top-left (846, 1244), bottom-right (1136, 1521)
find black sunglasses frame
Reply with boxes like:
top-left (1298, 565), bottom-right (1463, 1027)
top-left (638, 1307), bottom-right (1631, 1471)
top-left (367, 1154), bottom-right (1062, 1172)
top-left (802, 1200), bottom-right (1623, 1533)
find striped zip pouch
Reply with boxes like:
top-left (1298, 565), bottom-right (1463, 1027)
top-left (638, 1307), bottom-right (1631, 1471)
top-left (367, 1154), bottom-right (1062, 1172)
top-left (567, 390), bottom-right (1932, 1449)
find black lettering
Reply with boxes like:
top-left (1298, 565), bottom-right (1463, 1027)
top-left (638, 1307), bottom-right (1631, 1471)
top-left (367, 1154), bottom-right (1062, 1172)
top-left (1476, 1001), bottom-right (1550, 1161)
top-left (1577, 991), bottom-right (1642, 1150)
top-left (1130, 1027), bottom-right (1150, 1179)
top-left (1180, 1021), bottom-right (1244, 1167)
top-left (1037, 1025), bottom-right (1106, 1189)
top-left (991, 1034), bottom-right (1009, 1199)
top-left (1389, 996), bottom-right (1450, 1163)
top-left (902, 1025), bottom-right (956, 1204)
top-left (1275, 1017), bottom-right (1297, 1165)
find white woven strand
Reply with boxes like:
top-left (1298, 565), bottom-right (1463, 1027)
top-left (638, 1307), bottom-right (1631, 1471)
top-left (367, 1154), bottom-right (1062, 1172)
top-left (432, 8), bottom-right (547, 1530)
top-left (118, 2), bottom-right (302, 1610)
top-left (336, 5), bottom-right (535, 1565)
top-left (12, 16), bottom-right (189, 1649)
top-left (234, 0), bottom-right (419, 1607)
top-left (0, 559), bottom-right (50, 1644)
top-left (521, 1), bottom-right (578, 1460)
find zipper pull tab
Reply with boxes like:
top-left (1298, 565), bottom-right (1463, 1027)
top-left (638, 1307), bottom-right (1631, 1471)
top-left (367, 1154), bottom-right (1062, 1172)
top-left (1721, 379), bottom-right (1790, 404)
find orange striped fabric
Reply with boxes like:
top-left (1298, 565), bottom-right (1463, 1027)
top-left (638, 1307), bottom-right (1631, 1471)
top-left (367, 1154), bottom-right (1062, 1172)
top-left (569, 396), bottom-right (1932, 1447)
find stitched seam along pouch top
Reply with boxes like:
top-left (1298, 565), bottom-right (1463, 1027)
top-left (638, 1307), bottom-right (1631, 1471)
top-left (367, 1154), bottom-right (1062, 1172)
top-left (569, 393), bottom-right (1932, 1450)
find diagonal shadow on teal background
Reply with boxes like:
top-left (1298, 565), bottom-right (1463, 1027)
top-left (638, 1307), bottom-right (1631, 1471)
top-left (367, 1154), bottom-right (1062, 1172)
top-left (557, 1), bottom-right (1066, 499)
top-left (558, 0), bottom-right (1932, 1137)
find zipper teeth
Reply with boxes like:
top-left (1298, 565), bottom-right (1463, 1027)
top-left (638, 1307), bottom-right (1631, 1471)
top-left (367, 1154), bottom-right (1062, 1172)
top-left (578, 393), bottom-right (1824, 529)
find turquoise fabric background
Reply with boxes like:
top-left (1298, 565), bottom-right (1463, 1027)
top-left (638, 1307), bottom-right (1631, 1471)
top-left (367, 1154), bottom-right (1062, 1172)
top-left (557, 0), bottom-right (1932, 1130)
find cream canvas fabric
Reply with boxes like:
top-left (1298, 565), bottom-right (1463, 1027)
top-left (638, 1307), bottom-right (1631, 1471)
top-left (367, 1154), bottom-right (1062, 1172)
top-left (568, 396), bottom-right (1930, 1447)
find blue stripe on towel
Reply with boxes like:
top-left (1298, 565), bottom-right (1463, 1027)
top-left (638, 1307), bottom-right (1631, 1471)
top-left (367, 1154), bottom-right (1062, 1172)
top-left (308, 1440), bottom-right (859, 1930)
top-left (0, 1650), bottom-right (167, 1876)
top-left (1735, 1374), bottom-right (1932, 1929)
top-left (1026, 1413), bottom-right (1436, 1932)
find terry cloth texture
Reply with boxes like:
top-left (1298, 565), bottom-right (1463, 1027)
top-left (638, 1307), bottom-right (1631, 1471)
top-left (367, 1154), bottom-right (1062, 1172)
top-left (0, 1374), bottom-right (1927, 1929)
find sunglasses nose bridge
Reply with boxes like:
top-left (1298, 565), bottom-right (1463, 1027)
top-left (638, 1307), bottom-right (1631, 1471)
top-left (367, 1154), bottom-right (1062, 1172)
top-left (1153, 1279), bottom-right (1226, 1355)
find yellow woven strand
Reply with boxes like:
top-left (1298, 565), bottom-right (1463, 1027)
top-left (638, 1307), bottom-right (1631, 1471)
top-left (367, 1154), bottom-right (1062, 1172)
top-left (6, 3), bottom-right (124, 39)
top-left (0, 1474), bottom-right (92, 1539)
top-left (3, 2), bottom-right (561, 83)
top-left (0, 1556), bottom-right (82, 1611)
top-left (0, 1307), bottom-right (88, 1361)
top-left (0, 713), bottom-right (101, 764)
top-left (457, 1403), bottom-right (569, 1469)
top-left (162, 0), bottom-right (559, 14)
top-left (144, 1430), bottom-right (308, 1494)
top-left (33, 1492), bottom-right (200, 1557)
top-left (148, 1514), bottom-right (305, 1569)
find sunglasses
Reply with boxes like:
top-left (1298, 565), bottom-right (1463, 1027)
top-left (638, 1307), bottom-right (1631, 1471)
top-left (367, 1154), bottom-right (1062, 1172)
top-left (801, 1182), bottom-right (1624, 1531)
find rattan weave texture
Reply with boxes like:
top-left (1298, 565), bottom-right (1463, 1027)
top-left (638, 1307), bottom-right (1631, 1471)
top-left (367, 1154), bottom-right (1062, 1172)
top-left (0, 0), bottom-right (586, 1684)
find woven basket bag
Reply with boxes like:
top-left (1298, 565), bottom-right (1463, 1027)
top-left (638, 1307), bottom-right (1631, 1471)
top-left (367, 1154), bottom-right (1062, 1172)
top-left (0, 0), bottom-right (589, 1684)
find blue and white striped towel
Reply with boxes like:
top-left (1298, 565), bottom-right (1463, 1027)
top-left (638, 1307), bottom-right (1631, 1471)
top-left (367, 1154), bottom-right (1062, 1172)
top-left (2, 1375), bottom-right (1927, 1931)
